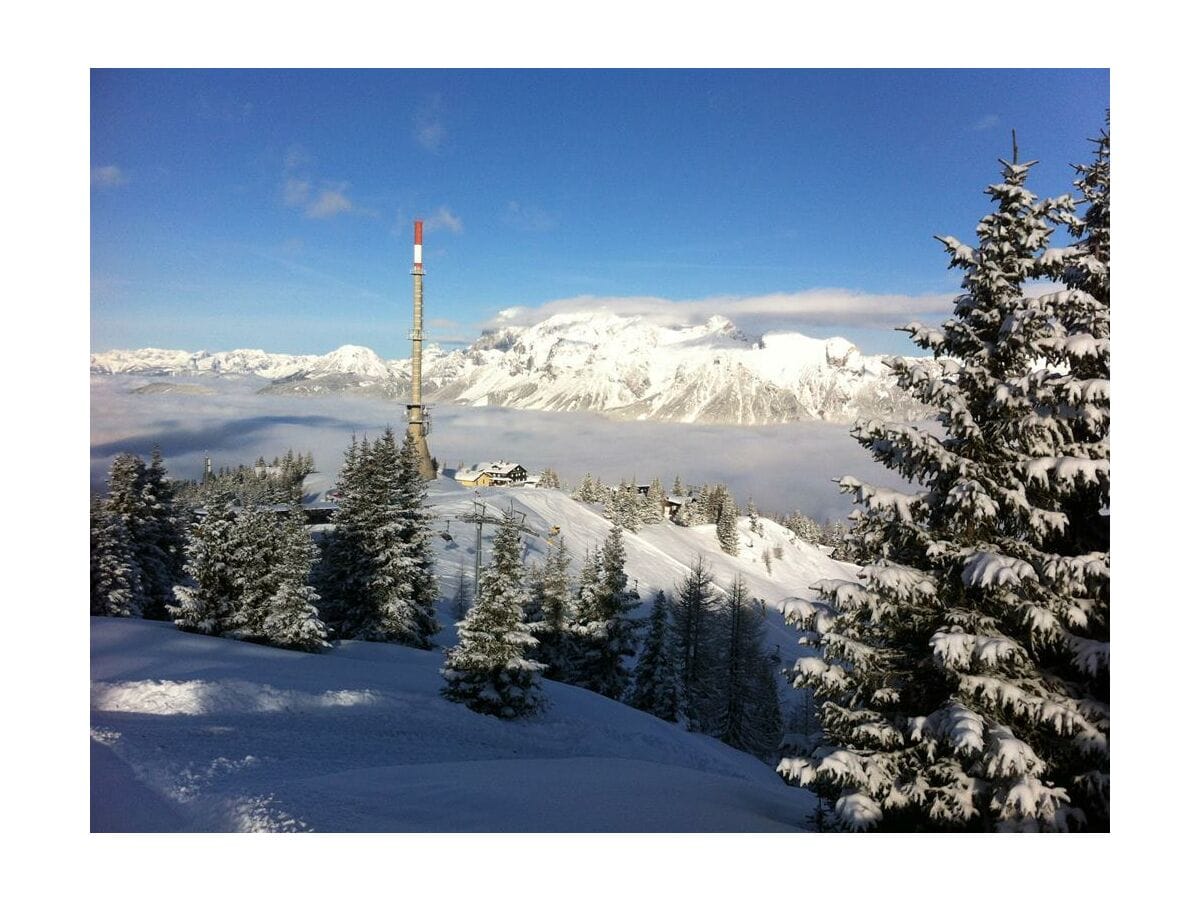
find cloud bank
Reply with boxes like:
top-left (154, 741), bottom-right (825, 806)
top-left (90, 376), bottom-right (911, 523)
top-left (486, 288), bottom-right (958, 335)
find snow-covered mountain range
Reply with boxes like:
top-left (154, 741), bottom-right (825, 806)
top-left (91, 312), bottom-right (927, 424)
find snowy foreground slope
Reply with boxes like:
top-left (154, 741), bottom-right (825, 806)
top-left (92, 620), bottom-right (816, 832)
top-left (91, 482), bottom-right (851, 832)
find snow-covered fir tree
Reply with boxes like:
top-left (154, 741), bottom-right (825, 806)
top-left (627, 589), bottom-right (682, 722)
top-left (672, 475), bottom-right (685, 496)
top-left (672, 557), bottom-right (723, 732)
top-left (317, 434), bottom-right (366, 632)
top-left (569, 524), bottom-right (640, 699)
top-left (538, 467), bottom-right (561, 489)
top-left (452, 561), bottom-right (471, 622)
top-left (716, 491), bottom-right (740, 555)
top-left (779, 133), bottom-right (1110, 831)
top-left (170, 498), bottom-right (241, 636)
top-left (260, 507), bottom-right (328, 652)
top-left (138, 448), bottom-right (187, 617)
top-left (219, 504), bottom-right (328, 651)
top-left (90, 495), bottom-right (145, 617)
top-left (747, 498), bottom-right (763, 537)
top-left (225, 503), bottom-right (282, 637)
top-left (101, 450), bottom-right (185, 619)
top-left (529, 534), bottom-right (574, 681)
top-left (714, 576), bottom-right (782, 760)
top-left (604, 479), bottom-right (642, 532)
top-left (574, 472), bottom-right (600, 503)
top-left (783, 511), bottom-right (824, 545)
top-left (320, 429), bottom-right (438, 647)
top-left (641, 477), bottom-right (668, 525)
top-left (441, 507), bottom-right (545, 718)
top-left (380, 430), bottom-right (440, 647)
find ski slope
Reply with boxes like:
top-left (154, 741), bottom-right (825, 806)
top-left (422, 478), bottom-right (858, 664)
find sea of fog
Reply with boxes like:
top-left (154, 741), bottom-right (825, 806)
top-left (90, 375), bottom-right (912, 523)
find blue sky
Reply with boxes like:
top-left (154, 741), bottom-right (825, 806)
top-left (91, 69), bottom-right (1109, 358)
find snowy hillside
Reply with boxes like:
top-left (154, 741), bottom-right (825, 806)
top-left (421, 478), bottom-right (857, 662)
top-left (92, 618), bottom-right (817, 832)
top-left (90, 311), bottom-right (926, 424)
top-left (92, 480), bottom-right (853, 832)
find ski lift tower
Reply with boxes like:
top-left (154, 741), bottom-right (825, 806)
top-left (459, 498), bottom-right (539, 601)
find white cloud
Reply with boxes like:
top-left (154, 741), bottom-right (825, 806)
top-left (92, 165), bottom-right (128, 188)
top-left (503, 200), bottom-right (556, 231)
top-left (484, 288), bottom-right (958, 334)
top-left (306, 188), bottom-right (354, 219)
top-left (424, 206), bottom-right (463, 234)
top-left (416, 122), bottom-right (446, 152)
top-left (973, 113), bottom-right (1001, 131)
top-left (279, 151), bottom-right (355, 219)
top-left (282, 177), bottom-right (311, 207)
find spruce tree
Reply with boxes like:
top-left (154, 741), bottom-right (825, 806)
top-left (779, 136), bottom-right (1109, 831)
top-left (747, 498), bottom-right (763, 537)
top-left (569, 525), bottom-right (640, 699)
top-left (530, 535), bottom-right (574, 680)
top-left (138, 447), bottom-right (187, 617)
top-left (318, 434), bottom-right (366, 632)
top-left (452, 561), bottom-right (471, 622)
top-left (642, 477), bottom-right (668, 525)
top-left (714, 576), bottom-right (782, 760)
top-left (672, 557), bottom-right (723, 732)
top-left (716, 492), bottom-right (740, 556)
top-left (442, 507), bottom-right (545, 718)
top-left (90, 495), bottom-right (145, 617)
top-left (170, 499), bottom-right (241, 635)
top-left (225, 504), bottom-right (281, 637)
top-left (627, 589), bottom-right (682, 722)
top-left (385, 430), bottom-right (440, 647)
top-left (574, 473), bottom-right (598, 503)
top-left (321, 429), bottom-right (438, 647)
top-left (260, 507), bottom-right (328, 652)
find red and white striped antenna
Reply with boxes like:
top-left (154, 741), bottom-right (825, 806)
top-left (413, 219), bottom-right (423, 273)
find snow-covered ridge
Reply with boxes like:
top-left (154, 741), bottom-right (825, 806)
top-left (91, 312), bottom-right (928, 424)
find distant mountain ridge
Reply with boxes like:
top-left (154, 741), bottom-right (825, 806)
top-left (91, 311), bottom-right (928, 424)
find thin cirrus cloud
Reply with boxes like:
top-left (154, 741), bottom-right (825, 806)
top-left (416, 121), bottom-right (446, 152)
top-left (502, 200), bottom-right (556, 232)
top-left (92, 165), bottom-right (129, 188)
top-left (972, 113), bottom-right (1001, 131)
top-left (282, 178), bottom-right (357, 219)
top-left (423, 206), bottom-right (463, 234)
top-left (306, 187), bottom-right (355, 219)
top-left (280, 146), bottom-right (357, 220)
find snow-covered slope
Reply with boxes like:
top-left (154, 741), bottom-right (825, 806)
top-left (92, 481), bottom-right (851, 832)
top-left (92, 619), bottom-right (816, 832)
top-left (420, 479), bottom-right (856, 657)
top-left (90, 311), bottom-right (926, 424)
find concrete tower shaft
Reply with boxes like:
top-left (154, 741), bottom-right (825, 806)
top-left (406, 219), bottom-right (436, 480)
